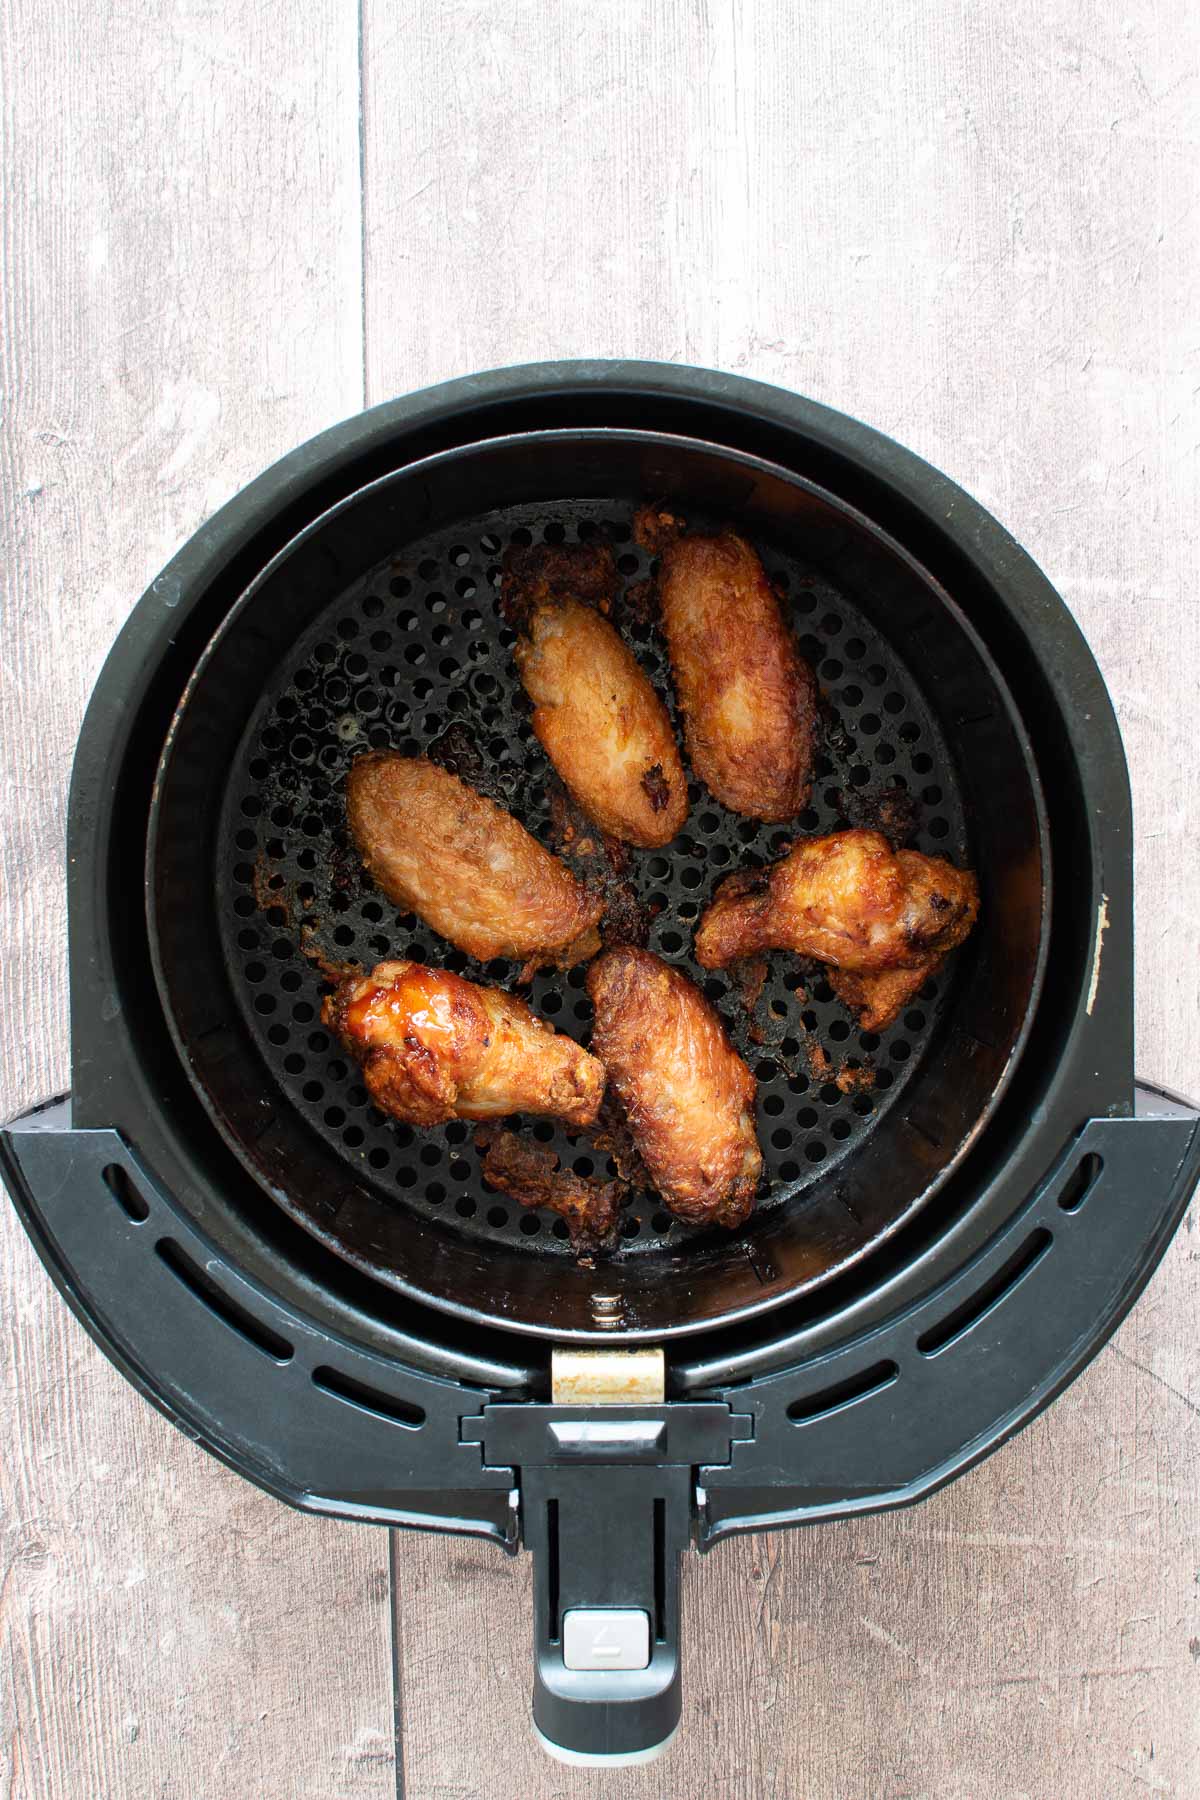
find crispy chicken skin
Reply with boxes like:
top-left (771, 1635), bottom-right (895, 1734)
top-left (504, 547), bottom-right (688, 847)
top-left (586, 947), bottom-right (762, 1228)
top-left (346, 753), bottom-right (602, 969)
top-left (635, 508), bottom-right (819, 821)
top-left (822, 965), bottom-right (933, 1035)
top-left (694, 829), bottom-right (979, 1029)
top-left (323, 960), bottom-right (605, 1129)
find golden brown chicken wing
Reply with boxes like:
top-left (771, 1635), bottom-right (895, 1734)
top-left (635, 509), bottom-right (818, 821)
top-left (504, 545), bottom-right (688, 848)
top-left (346, 753), bottom-right (602, 970)
top-left (694, 829), bottom-right (979, 1029)
top-left (586, 947), bottom-right (761, 1228)
top-left (323, 960), bottom-right (605, 1129)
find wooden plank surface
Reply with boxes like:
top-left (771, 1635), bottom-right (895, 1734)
top-left (0, 3), bottom-right (396, 1796)
top-left (363, 3), bottom-right (1200, 1794)
top-left (2, 0), bottom-right (1197, 1794)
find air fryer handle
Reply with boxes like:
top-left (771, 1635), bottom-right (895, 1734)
top-left (523, 1463), bottom-right (688, 1764)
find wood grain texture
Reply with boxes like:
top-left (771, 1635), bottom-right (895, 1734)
top-left (0, 2), bottom-right (394, 1796)
top-left (1, 0), bottom-right (1197, 1792)
top-left (365, 1), bottom-right (1200, 1792)
top-left (1, 1252), bottom-right (396, 1799)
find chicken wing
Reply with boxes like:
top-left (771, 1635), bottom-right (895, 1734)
top-left (694, 828), bottom-right (979, 1029)
top-left (586, 946), bottom-right (761, 1228)
top-left (635, 509), bottom-right (819, 820)
top-left (346, 753), bottom-right (602, 969)
top-left (323, 960), bottom-right (605, 1129)
top-left (504, 545), bottom-right (688, 847)
top-left (475, 1125), bottom-right (623, 1251)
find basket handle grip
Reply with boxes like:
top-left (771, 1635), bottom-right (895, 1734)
top-left (523, 1461), bottom-right (686, 1765)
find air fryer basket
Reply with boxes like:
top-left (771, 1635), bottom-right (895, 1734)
top-left (5, 364), bottom-right (1196, 1764)
top-left (147, 431), bottom-right (1048, 1339)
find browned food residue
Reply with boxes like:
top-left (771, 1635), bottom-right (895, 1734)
top-left (545, 775), bottom-right (650, 948)
top-left (427, 721), bottom-right (486, 786)
top-left (252, 852), bottom-right (290, 923)
top-left (835, 1061), bottom-right (877, 1095)
top-left (474, 1124), bottom-right (624, 1252)
top-left (832, 781), bottom-right (920, 847)
top-left (426, 723), bottom-right (523, 811)
top-left (631, 503), bottom-right (685, 552)
top-left (328, 840), bottom-right (362, 895)
top-left (500, 540), bottom-right (618, 624)
top-left (725, 952), bottom-right (877, 1097)
top-left (299, 921), bottom-right (360, 984)
top-left (590, 1089), bottom-right (653, 1193)
top-left (727, 955), bottom-right (769, 1026)
top-left (614, 575), bottom-right (658, 630)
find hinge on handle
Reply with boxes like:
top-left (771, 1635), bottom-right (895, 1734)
top-left (551, 1346), bottom-right (665, 1405)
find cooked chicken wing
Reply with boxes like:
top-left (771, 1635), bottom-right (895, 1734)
top-left (323, 960), bottom-right (605, 1129)
top-left (504, 545), bottom-right (688, 847)
top-left (586, 947), bottom-right (761, 1228)
top-left (346, 753), bottom-right (602, 970)
top-left (694, 829), bottom-right (979, 1029)
top-left (634, 509), bottom-right (818, 821)
top-left (475, 1125), bottom-right (623, 1251)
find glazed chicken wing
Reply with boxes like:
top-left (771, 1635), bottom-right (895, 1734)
top-left (347, 753), bottom-right (602, 970)
top-left (635, 509), bottom-right (818, 821)
top-left (504, 544), bottom-right (688, 847)
top-left (323, 960), bottom-right (605, 1129)
top-left (586, 947), bottom-right (761, 1228)
top-left (695, 829), bottom-right (979, 1029)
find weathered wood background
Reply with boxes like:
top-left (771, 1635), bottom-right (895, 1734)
top-left (2, 2), bottom-right (1197, 1795)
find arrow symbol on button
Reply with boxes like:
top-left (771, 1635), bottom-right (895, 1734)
top-left (591, 1624), bottom-right (622, 1658)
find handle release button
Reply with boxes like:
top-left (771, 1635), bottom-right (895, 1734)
top-left (562, 1609), bottom-right (650, 1671)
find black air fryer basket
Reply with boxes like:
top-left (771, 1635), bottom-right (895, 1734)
top-left (5, 362), bottom-right (1197, 1765)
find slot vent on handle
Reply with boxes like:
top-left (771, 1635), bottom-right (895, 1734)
top-left (155, 1239), bottom-right (293, 1363)
top-left (918, 1228), bottom-right (1053, 1356)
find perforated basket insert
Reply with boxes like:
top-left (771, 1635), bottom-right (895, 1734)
top-left (219, 499), bottom-right (970, 1258)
